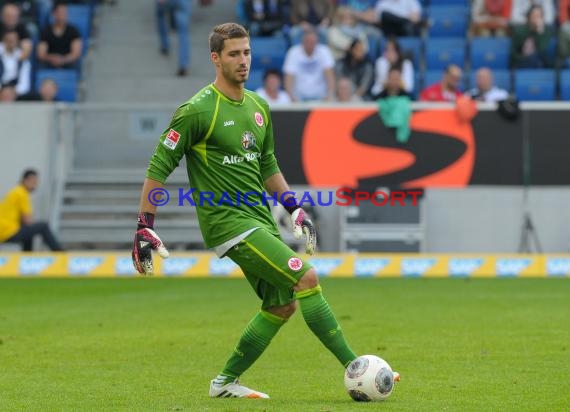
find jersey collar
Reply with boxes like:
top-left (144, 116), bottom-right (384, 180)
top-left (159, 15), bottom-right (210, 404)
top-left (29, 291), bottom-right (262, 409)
top-left (210, 83), bottom-right (246, 106)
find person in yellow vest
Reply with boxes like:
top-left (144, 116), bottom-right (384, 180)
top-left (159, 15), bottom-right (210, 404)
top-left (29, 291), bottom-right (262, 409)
top-left (0, 169), bottom-right (63, 251)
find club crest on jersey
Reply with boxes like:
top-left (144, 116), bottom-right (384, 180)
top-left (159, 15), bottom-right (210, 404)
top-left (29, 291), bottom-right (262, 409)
top-left (254, 112), bottom-right (264, 127)
top-left (288, 257), bottom-right (303, 271)
top-left (164, 129), bottom-right (180, 150)
top-left (241, 131), bottom-right (256, 151)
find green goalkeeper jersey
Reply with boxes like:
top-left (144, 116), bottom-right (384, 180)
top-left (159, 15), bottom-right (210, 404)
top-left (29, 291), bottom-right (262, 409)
top-left (147, 84), bottom-right (282, 248)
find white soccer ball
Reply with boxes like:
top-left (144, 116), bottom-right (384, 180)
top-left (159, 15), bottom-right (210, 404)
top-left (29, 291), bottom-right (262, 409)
top-left (344, 355), bottom-right (395, 402)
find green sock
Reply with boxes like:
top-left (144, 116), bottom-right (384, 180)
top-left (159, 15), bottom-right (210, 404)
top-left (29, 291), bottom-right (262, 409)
top-left (296, 285), bottom-right (357, 367)
top-left (218, 310), bottom-right (286, 383)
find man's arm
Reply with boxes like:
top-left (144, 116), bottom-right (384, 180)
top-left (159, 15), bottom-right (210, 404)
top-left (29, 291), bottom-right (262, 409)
top-left (284, 73), bottom-right (297, 102)
top-left (324, 67), bottom-right (336, 101)
top-left (264, 172), bottom-right (317, 254)
top-left (139, 177), bottom-right (163, 214)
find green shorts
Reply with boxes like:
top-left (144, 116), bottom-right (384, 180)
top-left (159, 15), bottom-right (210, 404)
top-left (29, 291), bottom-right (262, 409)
top-left (225, 228), bottom-right (313, 309)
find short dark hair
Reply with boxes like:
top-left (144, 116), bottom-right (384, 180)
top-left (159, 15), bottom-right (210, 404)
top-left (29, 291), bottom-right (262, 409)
top-left (263, 68), bottom-right (282, 81)
top-left (2, 29), bottom-right (18, 40)
top-left (22, 169), bottom-right (38, 181)
top-left (209, 23), bottom-right (249, 54)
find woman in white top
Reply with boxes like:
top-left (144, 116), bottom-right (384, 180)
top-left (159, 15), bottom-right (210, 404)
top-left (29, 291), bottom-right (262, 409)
top-left (255, 68), bottom-right (291, 106)
top-left (371, 37), bottom-right (414, 99)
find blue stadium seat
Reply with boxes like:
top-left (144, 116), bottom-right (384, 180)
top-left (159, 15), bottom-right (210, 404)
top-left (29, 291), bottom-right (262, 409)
top-left (560, 70), bottom-right (570, 100)
top-left (397, 37), bottom-right (423, 69)
top-left (425, 37), bottom-right (466, 70)
top-left (514, 69), bottom-right (556, 101)
top-left (428, 5), bottom-right (469, 37)
top-left (250, 36), bottom-right (288, 71)
top-left (470, 37), bottom-right (511, 70)
top-left (246, 69), bottom-right (264, 91)
top-left (467, 69), bottom-right (511, 92)
top-left (36, 69), bottom-right (79, 102)
top-left (422, 70), bottom-right (443, 89)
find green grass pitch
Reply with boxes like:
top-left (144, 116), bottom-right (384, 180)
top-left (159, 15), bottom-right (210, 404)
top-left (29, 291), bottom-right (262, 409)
top-left (1, 277), bottom-right (569, 411)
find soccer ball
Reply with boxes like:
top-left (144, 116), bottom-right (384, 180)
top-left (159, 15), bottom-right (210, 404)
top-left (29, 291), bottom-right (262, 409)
top-left (344, 355), bottom-right (395, 402)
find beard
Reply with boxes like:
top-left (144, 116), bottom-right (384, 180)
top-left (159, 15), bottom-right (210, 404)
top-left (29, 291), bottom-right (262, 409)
top-left (221, 64), bottom-right (248, 85)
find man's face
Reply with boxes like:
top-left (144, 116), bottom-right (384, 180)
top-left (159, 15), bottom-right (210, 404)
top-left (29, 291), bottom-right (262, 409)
top-left (212, 37), bottom-right (251, 86)
top-left (1, 5), bottom-right (19, 28)
top-left (3, 32), bottom-right (18, 51)
top-left (528, 7), bottom-right (543, 27)
top-left (0, 87), bottom-right (16, 102)
top-left (302, 32), bottom-right (318, 55)
top-left (386, 70), bottom-right (402, 92)
top-left (445, 67), bottom-right (462, 90)
top-left (40, 80), bottom-right (58, 101)
top-left (476, 69), bottom-right (492, 92)
top-left (23, 175), bottom-right (38, 192)
top-left (53, 5), bottom-right (68, 25)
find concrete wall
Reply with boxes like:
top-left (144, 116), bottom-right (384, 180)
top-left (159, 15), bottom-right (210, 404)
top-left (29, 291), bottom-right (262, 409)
top-left (0, 103), bottom-right (56, 221)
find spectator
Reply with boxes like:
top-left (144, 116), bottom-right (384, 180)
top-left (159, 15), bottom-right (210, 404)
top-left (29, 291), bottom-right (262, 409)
top-left (327, 6), bottom-right (369, 61)
top-left (470, 0), bottom-right (511, 37)
top-left (510, 0), bottom-right (554, 26)
top-left (335, 76), bottom-right (362, 102)
top-left (377, 67), bottom-right (412, 143)
top-left (377, 66), bottom-right (411, 98)
top-left (0, 169), bottom-right (64, 251)
top-left (155, 0), bottom-right (191, 77)
top-left (283, 29), bottom-right (336, 102)
top-left (0, 29), bottom-right (31, 96)
top-left (36, 3), bottom-right (83, 69)
top-left (467, 67), bottom-right (509, 102)
top-left (373, 0), bottom-right (422, 37)
top-left (244, 0), bottom-right (286, 37)
top-left (336, 0), bottom-right (382, 40)
top-left (335, 38), bottom-right (374, 100)
top-left (0, 3), bottom-right (31, 61)
top-left (255, 68), bottom-right (291, 105)
top-left (370, 37), bottom-right (414, 99)
top-left (17, 78), bottom-right (58, 102)
top-left (510, 5), bottom-right (554, 68)
top-left (420, 64), bottom-right (463, 102)
top-left (0, 84), bottom-right (16, 101)
top-left (288, 0), bottom-right (335, 44)
top-left (559, 0), bottom-right (570, 63)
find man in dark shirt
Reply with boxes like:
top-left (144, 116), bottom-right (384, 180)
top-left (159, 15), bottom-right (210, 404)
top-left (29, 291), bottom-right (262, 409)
top-left (0, 3), bottom-right (31, 61)
top-left (36, 3), bottom-right (82, 69)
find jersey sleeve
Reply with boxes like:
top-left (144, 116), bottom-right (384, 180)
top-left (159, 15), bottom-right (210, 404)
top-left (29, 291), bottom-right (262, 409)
top-left (146, 104), bottom-right (191, 183)
top-left (260, 102), bottom-right (281, 180)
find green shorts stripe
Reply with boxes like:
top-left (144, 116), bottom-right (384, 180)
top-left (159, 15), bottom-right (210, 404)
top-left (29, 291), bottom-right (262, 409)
top-left (226, 228), bottom-right (313, 309)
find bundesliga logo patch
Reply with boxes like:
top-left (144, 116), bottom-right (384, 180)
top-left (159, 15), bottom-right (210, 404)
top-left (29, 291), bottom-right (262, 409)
top-left (288, 257), bottom-right (303, 271)
top-left (164, 129), bottom-right (181, 150)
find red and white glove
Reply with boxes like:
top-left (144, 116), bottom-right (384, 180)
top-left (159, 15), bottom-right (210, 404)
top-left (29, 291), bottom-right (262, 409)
top-left (132, 212), bottom-right (169, 275)
top-left (284, 199), bottom-right (317, 255)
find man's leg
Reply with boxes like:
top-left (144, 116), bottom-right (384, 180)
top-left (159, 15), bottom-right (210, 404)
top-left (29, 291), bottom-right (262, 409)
top-left (7, 222), bottom-right (63, 251)
top-left (173, 0), bottom-right (191, 73)
top-left (156, 1), bottom-right (170, 54)
top-left (294, 269), bottom-right (357, 367)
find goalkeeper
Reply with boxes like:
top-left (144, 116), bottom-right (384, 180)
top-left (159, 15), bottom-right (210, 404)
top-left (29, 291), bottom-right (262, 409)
top-left (132, 22), bottom-right (358, 399)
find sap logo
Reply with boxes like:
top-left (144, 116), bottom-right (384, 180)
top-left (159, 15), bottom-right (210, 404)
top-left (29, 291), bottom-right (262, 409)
top-left (19, 257), bottom-right (54, 275)
top-left (210, 257), bottom-right (238, 275)
top-left (307, 258), bottom-right (343, 276)
top-left (224, 120), bottom-right (235, 127)
top-left (163, 258), bottom-right (197, 275)
top-left (546, 258), bottom-right (570, 276)
top-left (115, 257), bottom-right (138, 275)
top-left (69, 257), bottom-right (104, 275)
top-left (354, 259), bottom-right (389, 276)
top-left (449, 258), bottom-right (484, 277)
top-left (496, 259), bottom-right (531, 276)
top-left (401, 258), bottom-right (436, 276)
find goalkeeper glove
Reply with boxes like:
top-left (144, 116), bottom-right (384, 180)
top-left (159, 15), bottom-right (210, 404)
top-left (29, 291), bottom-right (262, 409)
top-left (283, 199), bottom-right (317, 255)
top-left (132, 212), bottom-right (169, 275)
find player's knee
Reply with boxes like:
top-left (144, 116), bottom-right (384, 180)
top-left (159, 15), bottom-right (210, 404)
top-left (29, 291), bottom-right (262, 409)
top-left (293, 268), bottom-right (319, 292)
top-left (266, 301), bottom-right (297, 319)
